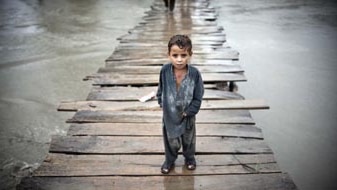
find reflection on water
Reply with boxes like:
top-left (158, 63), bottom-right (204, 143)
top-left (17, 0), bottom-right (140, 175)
top-left (163, 175), bottom-right (194, 190)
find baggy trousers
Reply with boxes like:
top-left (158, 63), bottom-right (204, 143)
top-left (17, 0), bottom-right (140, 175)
top-left (162, 122), bottom-right (196, 165)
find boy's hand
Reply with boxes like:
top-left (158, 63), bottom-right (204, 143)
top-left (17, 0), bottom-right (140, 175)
top-left (182, 112), bottom-right (187, 117)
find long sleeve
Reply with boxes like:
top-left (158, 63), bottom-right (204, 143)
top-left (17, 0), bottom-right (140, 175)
top-left (156, 67), bottom-right (163, 107)
top-left (184, 71), bottom-right (204, 117)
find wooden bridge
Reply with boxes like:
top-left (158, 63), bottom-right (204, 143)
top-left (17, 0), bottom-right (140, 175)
top-left (18, 0), bottom-right (297, 189)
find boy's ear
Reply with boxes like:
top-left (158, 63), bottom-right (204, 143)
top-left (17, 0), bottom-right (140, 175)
top-left (190, 50), bottom-right (193, 56)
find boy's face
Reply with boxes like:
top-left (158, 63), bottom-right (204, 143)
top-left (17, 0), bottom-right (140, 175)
top-left (168, 45), bottom-right (192, 71)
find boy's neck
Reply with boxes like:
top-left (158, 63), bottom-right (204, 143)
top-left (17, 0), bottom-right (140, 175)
top-left (174, 67), bottom-right (187, 74)
top-left (173, 64), bottom-right (188, 74)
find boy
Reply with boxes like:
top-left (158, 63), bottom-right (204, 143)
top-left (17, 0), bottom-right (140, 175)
top-left (156, 35), bottom-right (204, 174)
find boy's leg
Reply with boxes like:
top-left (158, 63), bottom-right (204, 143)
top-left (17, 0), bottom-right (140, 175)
top-left (163, 0), bottom-right (168, 8)
top-left (162, 125), bottom-right (181, 173)
top-left (182, 119), bottom-right (196, 170)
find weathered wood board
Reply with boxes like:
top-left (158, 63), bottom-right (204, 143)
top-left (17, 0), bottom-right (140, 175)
top-left (128, 27), bottom-right (223, 35)
top-left (149, 5), bottom-right (216, 12)
top-left (58, 99), bottom-right (269, 112)
top-left (105, 58), bottom-right (237, 67)
top-left (18, 173), bottom-right (297, 190)
top-left (111, 46), bottom-right (233, 56)
top-left (32, 153), bottom-right (278, 176)
top-left (96, 65), bottom-right (243, 74)
top-left (87, 87), bottom-right (244, 101)
top-left (49, 136), bottom-right (271, 154)
top-left (137, 19), bottom-right (217, 27)
top-left (107, 50), bottom-right (239, 61)
top-left (108, 48), bottom-right (238, 60)
top-left (114, 43), bottom-right (231, 53)
top-left (67, 110), bottom-right (255, 124)
top-left (142, 15), bottom-right (217, 22)
top-left (67, 123), bottom-right (263, 139)
top-left (91, 73), bottom-right (246, 86)
top-left (118, 34), bottom-right (226, 42)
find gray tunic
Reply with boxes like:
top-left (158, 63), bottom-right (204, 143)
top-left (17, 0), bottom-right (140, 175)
top-left (157, 63), bottom-right (204, 138)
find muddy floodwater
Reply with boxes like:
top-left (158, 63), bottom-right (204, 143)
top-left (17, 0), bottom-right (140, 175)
top-left (1, 0), bottom-right (337, 190)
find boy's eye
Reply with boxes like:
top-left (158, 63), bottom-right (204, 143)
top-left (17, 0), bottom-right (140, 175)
top-left (172, 54), bottom-right (187, 58)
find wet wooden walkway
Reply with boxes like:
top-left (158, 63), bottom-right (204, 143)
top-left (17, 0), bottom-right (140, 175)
top-left (18, 0), bottom-right (297, 189)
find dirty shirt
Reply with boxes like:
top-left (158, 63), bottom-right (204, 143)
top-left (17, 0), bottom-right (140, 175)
top-left (157, 63), bottom-right (204, 139)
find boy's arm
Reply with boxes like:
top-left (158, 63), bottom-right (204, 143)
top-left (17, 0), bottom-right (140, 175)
top-left (184, 72), bottom-right (204, 117)
top-left (156, 68), bottom-right (163, 107)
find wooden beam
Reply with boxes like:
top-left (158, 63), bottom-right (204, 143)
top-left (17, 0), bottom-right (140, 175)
top-left (105, 58), bottom-right (237, 67)
top-left (18, 173), bottom-right (297, 190)
top-left (95, 65), bottom-right (243, 74)
top-left (49, 136), bottom-right (271, 154)
top-left (66, 110), bottom-right (255, 124)
top-left (58, 99), bottom-right (269, 112)
top-left (67, 123), bottom-right (263, 139)
top-left (90, 73), bottom-right (246, 86)
top-left (86, 87), bottom-right (244, 101)
top-left (31, 153), bottom-right (278, 177)
top-left (107, 50), bottom-right (239, 61)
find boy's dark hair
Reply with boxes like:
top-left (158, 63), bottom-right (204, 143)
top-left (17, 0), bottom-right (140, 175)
top-left (168, 35), bottom-right (193, 55)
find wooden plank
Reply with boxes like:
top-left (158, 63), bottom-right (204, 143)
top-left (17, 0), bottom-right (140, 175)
top-left (111, 46), bottom-right (230, 56)
top-left (136, 20), bottom-right (217, 27)
top-left (143, 12), bottom-right (216, 18)
top-left (142, 15), bottom-right (217, 22)
top-left (151, 1), bottom-right (210, 7)
top-left (135, 20), bottom-right (218, 27)
top-left (151, 1), bottom-right (212, 7)
top-left (115, 42), bottom-right (227, 49)
top-left (119, 38), bottom-right (225, 44)
top-left (86, 87), bottom-right (244, 101)
top-left (147, 6), bottom-right (214, 11)
top-left (105, 58), bottom-right (237, 67)
top-left (114, 41), bottom-right (224, 48)
top-left (132, 24), bottom-right (221, 30)
top-left (119, 38), bottom-right (226, 45)
top-left (58, 99), bottom-right (269, 112)
top-left (66, 110), bottom-right (255, 124)
top-left (67, 123), bottom-right (263, 139)
top-left (117, 37), bottom-right (225, 43)
top-left (120, 39), bottom-right (224, 46)
top-left (32, 153), bottom-right (278, 176)
top-left (49, 136), bottom-right (271, 154)
top-left (129, 26), bottom-right (222, 34)
top-left (108, 48), bottom-right (237, 59)
top-left (91, 73), bottom-right (246, 86)
top-left (18, 173), bottom-right (298, 190)
top-left (129, 28), bottom-right (220, 35)
top-left (113, 46), bottom-right (232, 55)
top-left (117, 31), bottom-right (226, 41)
top-left (96, 65), bottom-right (243, 74)
top-left (149, 3), bottom-right (215, 10)
top-left (117, 33), bottom-right (227, 44)
top-left (107, 50), bottom-right (239, 61)
top-left (40, 153), bottom-right (277, 169)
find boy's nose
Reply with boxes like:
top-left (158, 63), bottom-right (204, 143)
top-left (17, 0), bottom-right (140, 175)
top-left (177, 56), bottom-right (182, 62)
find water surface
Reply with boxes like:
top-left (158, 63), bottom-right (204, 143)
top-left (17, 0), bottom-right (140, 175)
top-left (213, 0), bottom-right (337, 189)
